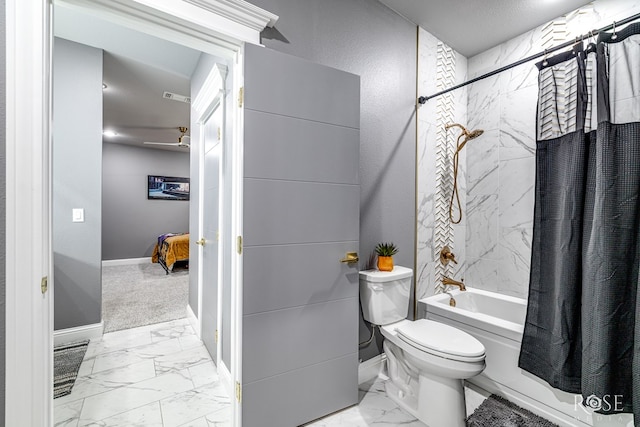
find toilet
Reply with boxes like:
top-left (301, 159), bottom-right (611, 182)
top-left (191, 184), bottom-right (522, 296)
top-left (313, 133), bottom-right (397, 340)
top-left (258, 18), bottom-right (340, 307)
top-left (360, 266), bottom-right (485, 427)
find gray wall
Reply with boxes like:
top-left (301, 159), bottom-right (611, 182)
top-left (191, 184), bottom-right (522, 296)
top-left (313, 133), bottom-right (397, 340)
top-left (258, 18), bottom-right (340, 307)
top-left (102, 143), bottom-right (189, 260)
top-left (53, 38), bottom-right (103, 330)
top-left (0, 0), bottom-right (5, 420)
top-left (247, 0), bottom-right (417, 361)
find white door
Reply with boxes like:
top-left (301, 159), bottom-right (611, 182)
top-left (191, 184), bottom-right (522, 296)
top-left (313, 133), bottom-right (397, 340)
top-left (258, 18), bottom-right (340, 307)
top-left (193, 64), bottom-right (228, 368)
top-left (200, 113), bottom-right (222, 362)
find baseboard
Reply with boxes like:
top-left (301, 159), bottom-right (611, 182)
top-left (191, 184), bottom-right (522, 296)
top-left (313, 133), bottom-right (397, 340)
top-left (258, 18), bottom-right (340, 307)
top-left (54, 322), bottom-right (104, 346)
top-left (187, 304), bottom-right (200, 337)
top-left (102, 257), bottom-right (151, 267)
top-left (219, 360), bottom-right (233, 398)
top-left (358, 353), bottom-right (386, 385)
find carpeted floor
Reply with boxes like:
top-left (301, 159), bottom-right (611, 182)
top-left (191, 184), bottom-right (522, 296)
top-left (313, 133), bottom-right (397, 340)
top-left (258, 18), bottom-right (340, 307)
top-left (53, 340), bottom-right (89, 399)
top-left (466, 394), bottom-right (559, 427)
top-left (102, 262), bottom-right (189, 333)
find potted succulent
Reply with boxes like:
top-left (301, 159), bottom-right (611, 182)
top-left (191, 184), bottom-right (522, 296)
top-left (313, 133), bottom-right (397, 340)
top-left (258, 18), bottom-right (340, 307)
top-left (375, 242), bottom-right (398, 271)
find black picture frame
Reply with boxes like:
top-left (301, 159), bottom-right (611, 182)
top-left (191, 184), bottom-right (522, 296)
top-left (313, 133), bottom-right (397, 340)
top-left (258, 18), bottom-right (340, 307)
top-left (147, 175), bottom-right (190, 201)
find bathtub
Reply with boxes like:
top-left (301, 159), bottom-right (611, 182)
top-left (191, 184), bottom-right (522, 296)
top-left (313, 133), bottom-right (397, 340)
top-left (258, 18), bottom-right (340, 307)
top-left (422, 288), bottom-right (634, 427)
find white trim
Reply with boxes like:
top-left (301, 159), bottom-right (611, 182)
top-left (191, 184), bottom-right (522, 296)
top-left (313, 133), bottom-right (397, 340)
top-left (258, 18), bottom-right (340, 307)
top-left (187, 304), bottom-right (201, 337)
top-left (183, 0), bottom-right (278, 30)
top-left (358, 353), bottom-right (387, 385)
top-left (101, 257), bottom-right (151, 267)
top-left (192, 64), bottom-right (227, 119)
top-left (6, 0), bottom-right (53, 425)
top-left (230, 47), bottom-right (245, 427)
top-left (219, 359), bottom-right (234, 401)
top-left (55, 0), bottom-right (277, 54)
top-left (53, 323), bottom-right (104, 346)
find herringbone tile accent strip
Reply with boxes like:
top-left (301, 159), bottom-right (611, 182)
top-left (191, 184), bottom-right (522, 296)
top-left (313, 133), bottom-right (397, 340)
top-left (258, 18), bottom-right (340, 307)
top-left (434, 42), bottom-right (456, 293)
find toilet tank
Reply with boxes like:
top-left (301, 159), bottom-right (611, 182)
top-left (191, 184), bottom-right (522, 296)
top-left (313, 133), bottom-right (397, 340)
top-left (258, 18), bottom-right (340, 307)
top-left (359, 266), bottom-right (413, 325)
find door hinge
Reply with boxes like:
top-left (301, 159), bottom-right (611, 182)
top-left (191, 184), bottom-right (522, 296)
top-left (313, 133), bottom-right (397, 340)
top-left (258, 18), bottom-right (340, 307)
top-left (238, 87), bottom-right (244, 108)
top-left (237, 235), bottom-right (243, 255)
top-left (217, 127), bottom-right (221, 141)
top-left (215, 329), bottom-right (218, 344)
top-left (41, 276), bottom-right (48, 294)
top-left (216, 230), bottom-right (220, 241)
top-left (236, 381), bottom-right (242, 403)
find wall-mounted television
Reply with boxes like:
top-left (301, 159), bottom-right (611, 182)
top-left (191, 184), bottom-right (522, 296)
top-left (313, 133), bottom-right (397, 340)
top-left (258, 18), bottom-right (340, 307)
top-left (148, 175), bottom-right (190, 201)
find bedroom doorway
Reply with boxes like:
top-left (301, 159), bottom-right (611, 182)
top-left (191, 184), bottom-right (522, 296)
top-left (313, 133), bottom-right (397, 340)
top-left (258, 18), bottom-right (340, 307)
top-left (49, 3), bottom-right (236, 426)
top-left (6, 0), bottom-right (276, 424)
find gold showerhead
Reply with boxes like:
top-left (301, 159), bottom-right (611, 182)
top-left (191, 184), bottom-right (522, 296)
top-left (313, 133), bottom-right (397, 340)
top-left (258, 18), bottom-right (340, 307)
top-left (467, 129), bottom-right (484, 140)
top-left (445, 123), bottom-right (485, 225)
top-left (445, 123), bottom-right (484, 142)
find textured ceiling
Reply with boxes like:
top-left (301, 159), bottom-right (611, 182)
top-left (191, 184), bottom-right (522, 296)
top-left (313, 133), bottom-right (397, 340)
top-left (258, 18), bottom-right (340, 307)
top-left (378, 0), bottom-right (594, 57)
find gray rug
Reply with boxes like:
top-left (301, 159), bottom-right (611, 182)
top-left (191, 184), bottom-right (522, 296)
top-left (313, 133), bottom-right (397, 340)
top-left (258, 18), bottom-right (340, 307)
top-left (102, 263), bottom-right (188, 333)
top-left (53, 340), bottom-right (89, 399)
top-left (467, 394), bottom-right (559, 427)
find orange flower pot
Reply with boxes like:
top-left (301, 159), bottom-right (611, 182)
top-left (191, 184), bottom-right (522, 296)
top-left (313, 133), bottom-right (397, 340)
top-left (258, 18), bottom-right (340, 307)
top-left (377, 256), bottom-right (394, 271)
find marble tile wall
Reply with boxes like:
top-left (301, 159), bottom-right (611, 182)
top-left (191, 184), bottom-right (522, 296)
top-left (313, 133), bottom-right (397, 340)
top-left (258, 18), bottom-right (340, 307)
top-left (418, 0), bottom-right (640, 299)
top-left (417, 28), bottom-right (467, 299)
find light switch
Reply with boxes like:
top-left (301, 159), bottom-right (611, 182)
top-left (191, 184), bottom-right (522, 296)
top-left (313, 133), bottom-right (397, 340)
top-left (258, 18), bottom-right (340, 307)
top-left (72, 208), bottom-right (84, 223)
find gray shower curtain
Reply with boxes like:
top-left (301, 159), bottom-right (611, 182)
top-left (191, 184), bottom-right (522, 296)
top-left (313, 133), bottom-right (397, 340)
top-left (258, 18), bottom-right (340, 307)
top-left (519, 23), bottom-right (640, 422)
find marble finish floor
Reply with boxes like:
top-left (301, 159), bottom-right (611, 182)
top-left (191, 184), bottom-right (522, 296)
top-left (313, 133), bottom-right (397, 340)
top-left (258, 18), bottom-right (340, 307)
top-left (306, 375), bottom-right (487, 427)
top-left (54, 319), bottom-right (230, 426)
top-left (55, 318), bottom-right (486, 426)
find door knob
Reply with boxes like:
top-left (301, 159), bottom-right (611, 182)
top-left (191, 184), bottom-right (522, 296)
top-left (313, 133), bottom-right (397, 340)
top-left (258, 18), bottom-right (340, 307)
top-left (340, 252), bottom-right (359, 264)
top-left (196, 238), bottom-right (206, 246)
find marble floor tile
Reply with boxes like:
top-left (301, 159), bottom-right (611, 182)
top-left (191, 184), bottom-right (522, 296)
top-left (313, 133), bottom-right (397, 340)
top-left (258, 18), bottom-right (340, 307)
top-left (160, 382), bottom-right (231, 427)
top-left (55, 359), bottom-right (158, 407)
top-left (89, 401), bottom-right (164, 427)
top-left (92, 337), bottom-right (183, 374)
top-left (188, 361), bottom-right (219, 388)
top-left (154, 344), bottom-right (212, 375)
top-left (78, 370), bottom-right (194, 425)
top-left (203, 407), bottom-right (231, 427)
top-left (54, 399), bottom-right (83, 427)
top-left (57, 315), bottom-right (484, 427)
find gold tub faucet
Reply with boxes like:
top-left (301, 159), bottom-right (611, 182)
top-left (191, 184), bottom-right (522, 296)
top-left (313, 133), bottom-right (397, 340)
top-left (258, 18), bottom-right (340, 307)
top-left (442, 276), bottom-right (466, 291)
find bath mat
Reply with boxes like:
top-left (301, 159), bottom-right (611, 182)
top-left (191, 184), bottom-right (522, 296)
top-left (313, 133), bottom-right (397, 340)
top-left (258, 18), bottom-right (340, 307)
top-left (53, 340), bottom-right (89, 399)
top-left (466, 394), bottom-right (559, 427)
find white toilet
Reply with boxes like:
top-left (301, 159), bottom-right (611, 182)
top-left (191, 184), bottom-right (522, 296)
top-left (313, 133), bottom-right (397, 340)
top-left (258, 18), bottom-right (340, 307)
top-left (360, 266), bottom-right (485, 427)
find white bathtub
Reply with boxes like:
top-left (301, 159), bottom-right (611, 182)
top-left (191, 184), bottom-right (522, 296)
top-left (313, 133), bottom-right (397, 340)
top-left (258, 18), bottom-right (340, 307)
top-left (422, 288), bottom-right (634, 427)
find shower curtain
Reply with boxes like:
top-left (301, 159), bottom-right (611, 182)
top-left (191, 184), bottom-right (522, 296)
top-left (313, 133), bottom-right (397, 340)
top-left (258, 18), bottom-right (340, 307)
top-left (519, 23), bottom-right (640, 421)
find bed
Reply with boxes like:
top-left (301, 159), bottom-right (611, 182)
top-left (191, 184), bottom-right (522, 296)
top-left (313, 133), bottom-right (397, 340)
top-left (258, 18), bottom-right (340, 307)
top-left (152, 233), bottom-right (189, 274)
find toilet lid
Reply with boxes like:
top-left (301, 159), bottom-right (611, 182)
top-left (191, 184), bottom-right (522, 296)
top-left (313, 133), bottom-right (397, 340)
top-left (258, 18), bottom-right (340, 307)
top-left (396, 319), bottom-right (485, 359)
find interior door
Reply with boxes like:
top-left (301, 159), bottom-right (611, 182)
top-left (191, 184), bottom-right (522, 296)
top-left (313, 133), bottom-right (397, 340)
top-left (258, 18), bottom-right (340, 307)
top-left (193, 63), bottom-right (227, 366)
top-left (240, 44), bottom-right (361, 427)
top-left (200, 111), bottom-right (222, 361)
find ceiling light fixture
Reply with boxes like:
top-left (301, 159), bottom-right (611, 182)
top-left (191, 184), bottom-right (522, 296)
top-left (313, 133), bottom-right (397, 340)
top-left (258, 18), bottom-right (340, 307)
top-left (103, 130), bottom-right (118, 137)
top-left (102, 83), bottom-right (107, 89)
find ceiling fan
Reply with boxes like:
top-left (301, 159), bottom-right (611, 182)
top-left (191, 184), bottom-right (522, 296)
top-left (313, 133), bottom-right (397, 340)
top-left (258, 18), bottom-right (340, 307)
top-left (144, 126), bottom-right (190, 148)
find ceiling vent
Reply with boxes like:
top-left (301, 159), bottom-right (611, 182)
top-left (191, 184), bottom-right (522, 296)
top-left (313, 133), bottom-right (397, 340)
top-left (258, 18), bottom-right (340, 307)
top-left (162, 91), bottom-right (191, 104)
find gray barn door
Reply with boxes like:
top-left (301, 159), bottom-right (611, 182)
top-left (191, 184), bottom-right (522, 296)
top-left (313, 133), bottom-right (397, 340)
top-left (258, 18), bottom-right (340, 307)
top-left (241, 44), bottom-right (361, 427)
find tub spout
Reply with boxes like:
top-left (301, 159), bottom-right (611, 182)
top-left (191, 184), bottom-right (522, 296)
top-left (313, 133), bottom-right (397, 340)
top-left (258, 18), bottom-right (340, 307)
top-left (442, 276), bottom-right (466, 291)
top-left (444, 291), bottom-right (457, 307)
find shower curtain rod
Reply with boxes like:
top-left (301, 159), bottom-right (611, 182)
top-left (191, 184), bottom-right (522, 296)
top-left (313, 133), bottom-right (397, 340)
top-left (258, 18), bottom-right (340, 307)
top-left (417, 11), bottom-right (640, 104)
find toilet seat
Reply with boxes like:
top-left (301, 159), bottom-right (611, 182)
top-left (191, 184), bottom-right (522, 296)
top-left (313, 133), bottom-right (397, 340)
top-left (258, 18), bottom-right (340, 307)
top-left (395, 319), bottom-right (485, 362)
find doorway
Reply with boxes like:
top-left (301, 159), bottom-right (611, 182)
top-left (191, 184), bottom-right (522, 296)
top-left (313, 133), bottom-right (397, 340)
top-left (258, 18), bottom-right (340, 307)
top-left (49, 2), bottom-right (239, 427)
top-left (5, 0), bottom-right (275, 424)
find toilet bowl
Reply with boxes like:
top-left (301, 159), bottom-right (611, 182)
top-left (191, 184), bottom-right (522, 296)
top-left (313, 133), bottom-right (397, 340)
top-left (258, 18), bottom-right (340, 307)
top-left (360, 266), bottom-right (485, 427)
